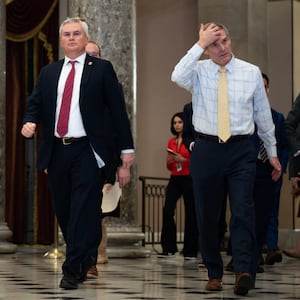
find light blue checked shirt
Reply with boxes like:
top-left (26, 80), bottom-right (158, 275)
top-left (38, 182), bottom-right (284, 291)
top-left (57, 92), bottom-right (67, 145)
top-left (171, 43), bottom-right (277, 157)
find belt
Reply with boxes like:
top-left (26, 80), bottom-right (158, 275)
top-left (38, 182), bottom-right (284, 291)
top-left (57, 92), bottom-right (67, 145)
top-left (196, 133), bottom-right (250, 143)
top-left (55, 136), bottom-right (88, 145)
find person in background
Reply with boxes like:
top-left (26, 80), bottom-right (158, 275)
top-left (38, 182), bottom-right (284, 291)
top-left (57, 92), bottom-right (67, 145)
top-left (226, 73), bottom-right (288, 273)
top-left (85, 40), bottom-right (122, 277)
top-left (85, 40), bottom-right (101, 57)
top-left (21, 18), bottom-right (134, 290)
top-left (262, 73), bottom-right (289, 265)
top-left (171, 22), bottom-right (281, 295)
top-left (157, 112), bottom-right (198, 260)
top-left (283, 93), bottom-right (300, 258)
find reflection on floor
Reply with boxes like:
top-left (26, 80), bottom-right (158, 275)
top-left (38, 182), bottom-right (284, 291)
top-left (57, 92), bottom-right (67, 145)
top-left (0, 247), bottom-right (300, 299)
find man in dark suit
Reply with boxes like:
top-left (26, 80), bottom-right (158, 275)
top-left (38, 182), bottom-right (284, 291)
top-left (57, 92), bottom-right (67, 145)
top-left (282, 93), bottom-right (300, 258)
top-left (21, 17), bottom-right (134, 290)
top-left (284, 93), bottom-right (300, 187)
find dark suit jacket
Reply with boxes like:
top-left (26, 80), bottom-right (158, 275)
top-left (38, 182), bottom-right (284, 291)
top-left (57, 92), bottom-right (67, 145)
top-left (253, 108), bottom-right (289, 172)
top-left (23, 54), bottom-right (134, 170)
top-left (182, 102), bottom-right (196, 152)
top-left (284, 93), bottom-right (300, 177)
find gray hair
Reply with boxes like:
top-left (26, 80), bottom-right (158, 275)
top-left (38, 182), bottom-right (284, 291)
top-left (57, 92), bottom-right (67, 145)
top-left (59, 17), bottom-right (90, 39)
top-left (203, 22), bottom-right (230, 39)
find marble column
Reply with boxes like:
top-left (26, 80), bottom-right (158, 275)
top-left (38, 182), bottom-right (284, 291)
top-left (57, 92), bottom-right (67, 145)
top-left (0, 0), bottom-right (17, 253)
top-left (67, 0), bottom-right (149, 258)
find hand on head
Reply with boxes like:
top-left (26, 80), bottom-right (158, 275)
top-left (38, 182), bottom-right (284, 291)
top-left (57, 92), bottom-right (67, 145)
top-left (198, 23), bottom-right (222, 49)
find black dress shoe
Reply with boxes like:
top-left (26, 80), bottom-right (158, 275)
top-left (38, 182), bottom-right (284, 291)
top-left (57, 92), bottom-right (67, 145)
top-left (257, 265), bottom-right (264, 273)
top-left (78, 256), bottom-right (96, 282)
top-left (234, 272), bottom-right (254, 296)
top-left (59, 275), bottom-right (78, 290)
top-left (265, 249), bottom-right (282, 265)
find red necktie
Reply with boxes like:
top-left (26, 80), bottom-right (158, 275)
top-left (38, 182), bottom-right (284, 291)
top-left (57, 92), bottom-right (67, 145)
top-left (57, 61), bottom-right (76, 137)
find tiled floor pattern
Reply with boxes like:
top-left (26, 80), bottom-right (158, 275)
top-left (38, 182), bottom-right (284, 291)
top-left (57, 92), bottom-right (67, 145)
top-left (0, 248), bottom-right (300, 299)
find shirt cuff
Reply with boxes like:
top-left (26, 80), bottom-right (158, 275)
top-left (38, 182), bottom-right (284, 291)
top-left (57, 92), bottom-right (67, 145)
top-left (121, 149), bottom-right (134, 154)
top-left (294, 150), bottom-right (300, 157)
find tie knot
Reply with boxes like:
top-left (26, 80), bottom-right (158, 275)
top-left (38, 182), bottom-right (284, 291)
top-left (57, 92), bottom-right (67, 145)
top-left (219, 67), bottom-right (226, 73)
top-left (69, 61), bottom-right (76, 67)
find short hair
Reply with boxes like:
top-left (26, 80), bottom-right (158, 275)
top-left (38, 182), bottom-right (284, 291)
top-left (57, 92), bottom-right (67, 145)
top-left (87, 40), bottom-right (101, 57)
top-left (203, 22), bottom-right (230, 39)
top-left (262, 72), bottom-right (270, 87)
top-left (59, 17), bottom-right (90, 39)
top-left (170, 112), bottom-right (184, 136)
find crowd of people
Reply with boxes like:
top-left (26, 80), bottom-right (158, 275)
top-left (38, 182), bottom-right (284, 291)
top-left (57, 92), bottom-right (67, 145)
top-left (20, 16), bottom-right (300, 297)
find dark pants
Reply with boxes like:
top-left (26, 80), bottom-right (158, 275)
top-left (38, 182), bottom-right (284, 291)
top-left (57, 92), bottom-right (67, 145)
top-left (227, 160), bottom-right (276, 265)
top-left (160, 175), bottom-right (198, 257)
top-left (266, 176), bottom-right (283, 250)
top-left (47, 139), bottom-right (104, 278)
top-left (254, 160), bottom-right (276, 258)
top-left (191, 138), bottom-right (257, 280)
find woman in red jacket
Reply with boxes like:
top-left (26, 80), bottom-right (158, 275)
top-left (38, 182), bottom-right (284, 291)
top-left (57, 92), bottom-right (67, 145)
top-left (157, 112), bottom-right (198, 259)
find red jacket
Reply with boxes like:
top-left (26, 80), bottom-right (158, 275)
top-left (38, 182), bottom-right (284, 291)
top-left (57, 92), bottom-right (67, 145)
top-left (166, 137), bottom-right (191, 176)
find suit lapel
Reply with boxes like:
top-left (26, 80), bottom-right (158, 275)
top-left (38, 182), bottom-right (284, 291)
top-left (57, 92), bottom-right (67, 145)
top-left (51, 59), bottom-right (64, 104)
top-left (48, 60), bottom-right (64, 125)
top-left (80, 55), bottom-right (95, 104)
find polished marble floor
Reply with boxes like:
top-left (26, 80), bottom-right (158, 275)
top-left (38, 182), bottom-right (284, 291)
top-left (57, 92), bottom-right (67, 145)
top-left (0, 246), bottom-right (300, 300)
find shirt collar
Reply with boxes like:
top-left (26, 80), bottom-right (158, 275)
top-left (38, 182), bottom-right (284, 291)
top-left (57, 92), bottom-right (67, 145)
top-left (64, 52), bottom-right (87, 66)
top-left (210, 53), bottom-right (235, 75)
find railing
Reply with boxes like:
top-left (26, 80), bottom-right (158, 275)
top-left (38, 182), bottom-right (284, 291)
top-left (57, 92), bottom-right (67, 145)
top-left (139, 176), bottom-right (184, 252)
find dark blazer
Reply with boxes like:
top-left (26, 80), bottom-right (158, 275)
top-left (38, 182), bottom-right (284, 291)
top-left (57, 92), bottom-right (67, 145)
top-left (23, 54), bottom-right (134, 170)
top-left (284, 94), bottom-right (300, 177)
top-left (252, 108), bottom-right (289, 171)
top-left (182, 102), bottom-right (196, 152)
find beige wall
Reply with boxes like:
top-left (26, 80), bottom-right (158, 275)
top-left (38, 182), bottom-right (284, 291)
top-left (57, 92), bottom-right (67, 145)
top-left (136, 0), bottom-right (198, 180)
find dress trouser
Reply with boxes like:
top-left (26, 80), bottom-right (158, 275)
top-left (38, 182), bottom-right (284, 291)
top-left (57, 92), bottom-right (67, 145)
top-left (266, 177), bottom-right (283, 250)
top-left (226, 160), bottom-right (276, 265)
top-left (190, 138), bottom-right (257, 280)
top-left (47, 139), bottom-right (104, 278)
top-left (161, 175), bottom-right (198, 256)
top-left (254, 160), bottom-right (276, 258)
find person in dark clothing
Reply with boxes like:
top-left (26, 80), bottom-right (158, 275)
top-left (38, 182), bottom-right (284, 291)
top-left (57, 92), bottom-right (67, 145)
top-left (157, 112), bottom-right (198, 260)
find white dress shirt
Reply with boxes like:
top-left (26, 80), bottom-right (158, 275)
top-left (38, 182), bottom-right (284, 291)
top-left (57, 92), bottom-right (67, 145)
top-left (171, 43), bottom-right (277, 157)
top-left (55, 53), bottom-right (86, 138)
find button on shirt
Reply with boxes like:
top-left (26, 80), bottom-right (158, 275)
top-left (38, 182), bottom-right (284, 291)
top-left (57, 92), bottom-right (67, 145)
top-left (56, 54), bottom-right (86, 138)
top-left (171, 43), bottom-right (277, 157)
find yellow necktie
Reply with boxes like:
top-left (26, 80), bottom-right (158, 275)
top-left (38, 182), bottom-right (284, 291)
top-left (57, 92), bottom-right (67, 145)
top-left (218, 67), bottom-right (231, 142)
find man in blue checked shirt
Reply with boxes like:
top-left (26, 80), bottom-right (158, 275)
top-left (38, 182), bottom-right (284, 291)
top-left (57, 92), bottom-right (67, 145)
top-left (171, 22), bottom-right (281, 296)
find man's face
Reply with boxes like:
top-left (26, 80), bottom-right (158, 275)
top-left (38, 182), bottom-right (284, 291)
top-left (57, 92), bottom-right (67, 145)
top-left (60, 22), bottom-right (88, 57)
top-left (85, 43), bottom-right (100, 58)
top-left (205, 29), bottom-right (232, 66)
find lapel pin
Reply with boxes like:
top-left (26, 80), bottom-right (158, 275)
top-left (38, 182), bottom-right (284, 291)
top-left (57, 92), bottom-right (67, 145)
top-left (88, 61), bottom-right (93, 65)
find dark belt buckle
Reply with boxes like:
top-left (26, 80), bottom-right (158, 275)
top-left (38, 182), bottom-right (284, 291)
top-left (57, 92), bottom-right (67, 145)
top-left (218, 138), bottom-right (225, 144)
top-left (62, 138), bottom-right (72, 145)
